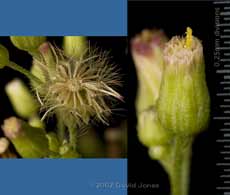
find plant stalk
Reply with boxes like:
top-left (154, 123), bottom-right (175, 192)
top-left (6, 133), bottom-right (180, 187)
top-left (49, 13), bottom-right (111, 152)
top-left (68, 125), bottom-right (77, 150)
top-left (169, 136), bottom-right (192, 195)
top-left (7, 61), bottom-right (42, 85)
top-left (56, 113), bottom-right (66, 142)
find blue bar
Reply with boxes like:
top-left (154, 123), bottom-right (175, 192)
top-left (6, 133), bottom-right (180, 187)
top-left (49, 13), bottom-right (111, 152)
top-left (0, 0), bottom-right (127, 36)
top-left (0, 159), bottom-right (127, 195)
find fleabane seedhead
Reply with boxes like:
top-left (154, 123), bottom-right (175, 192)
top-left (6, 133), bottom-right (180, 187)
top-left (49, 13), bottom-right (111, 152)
top-left (34, 43), bottom-right (122, 125)
top-left (157, 27), bottom-right (210, 135)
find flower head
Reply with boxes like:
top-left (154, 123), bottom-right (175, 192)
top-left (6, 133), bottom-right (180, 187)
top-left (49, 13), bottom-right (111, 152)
top-left (34, 43), bottom-right (122, 125)
top-left (163, 28), bottom-right (203, 69)
top-left (157, 27), bottom-right (210, 135)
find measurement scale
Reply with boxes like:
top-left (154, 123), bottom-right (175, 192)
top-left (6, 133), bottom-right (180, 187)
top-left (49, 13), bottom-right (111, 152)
top-left (214, 1), bottom-right (230, 194)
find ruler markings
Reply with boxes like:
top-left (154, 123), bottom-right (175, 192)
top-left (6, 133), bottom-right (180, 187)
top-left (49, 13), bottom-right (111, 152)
top-left (213, 3), bottom-right (230, 193)
top-left (221, 12), bottom-right (230, 16)
top-left (217, 47), bottom-right (230, 50)
top-left (217, 93), bottom-right (230, 96)
top-left (217, 24), bottom-right (230, 27)
top-left (224, 145), bottom-right (230, 148)
top-left (221, 59), bottom-right (230, 62)
top-left (220, 129), bottom-right (230, 132)
top-left (217, 163), bottom-right (230, 166)
top-left (214, 1), bottom-right (230, 4)
top-left (221, 175), bottom-right (230, 178)
top-left (214, 116), bottom-right (230, 120)
top-left (221, 35), bottom-right (230, 38)
top-left (217, 139), bottom-right (230, 142)
top-left (221, 80), bottom-right (230, 83)
top-left (217, 69), bottom-right (230, 74)
top-left (217, 186), bottom-right (230, 189)
top-left (221, 104), bottom-right (230, 107)
top-left (221, 151), bottom-right (230, 154)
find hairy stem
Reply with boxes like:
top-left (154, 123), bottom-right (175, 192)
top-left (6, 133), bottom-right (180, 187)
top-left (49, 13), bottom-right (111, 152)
top-left (7, 61), bottom-right (42, 84)
top-left (56, 113), bottom-right (66, 142)
top-left (169, 136), bottom-right (192, 195)
top-left (68, 125), bottom-right (77, 150)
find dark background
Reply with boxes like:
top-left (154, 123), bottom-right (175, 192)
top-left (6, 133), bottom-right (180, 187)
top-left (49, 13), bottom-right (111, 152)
top-left (128, 1), bottom-right (217, 195)
top-left (0, 36), bottom-right (128, 156)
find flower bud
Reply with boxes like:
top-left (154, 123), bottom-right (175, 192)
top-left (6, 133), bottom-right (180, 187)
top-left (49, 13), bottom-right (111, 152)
top-left (131, 29), bottom-right (168, 112)
top-left (10, 36), bottom-right (46, 53)
top-left (0, 44), bottom-right (10, 68)
top-left (157, 28), bottom-right (210, 135)
top-left (5, 79), bottom-right (39, 119)
top-left (63, 36), bottom-right (87, 58)
top-left (137, 108), bottom-right (170, 147)
top-left (2, 117), bottom-right (49, 158)
top-left (0, 137), bottom-right (10, 154)
top-left (38, 42), bottom-right (56, 75)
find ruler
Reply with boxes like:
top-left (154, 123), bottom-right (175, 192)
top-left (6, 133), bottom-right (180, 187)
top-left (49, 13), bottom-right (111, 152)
top-left (214, 1), bottom-right (230, 195)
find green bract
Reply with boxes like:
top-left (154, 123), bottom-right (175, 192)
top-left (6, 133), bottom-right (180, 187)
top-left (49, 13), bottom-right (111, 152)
top-left (10, 36), bottom-right (46, 52)
top-left (157, 36), bottom-right (210, 135)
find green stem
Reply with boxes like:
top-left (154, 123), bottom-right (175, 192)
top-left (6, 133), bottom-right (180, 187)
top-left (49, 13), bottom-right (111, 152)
top-left (7, 61), bottom-right (42, 84)
top-left (181, 144), bottom-right (191, 195)
top-left (169, 136), bottom-right (192, 195)
top-left (56, 113), bottom-right (66, 142)
top-left (68, 125), bottom-right (77, 150)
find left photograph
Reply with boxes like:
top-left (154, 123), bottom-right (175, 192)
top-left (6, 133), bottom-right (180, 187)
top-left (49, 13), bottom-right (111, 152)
top-left (0, 36), bottom-right (127, 158)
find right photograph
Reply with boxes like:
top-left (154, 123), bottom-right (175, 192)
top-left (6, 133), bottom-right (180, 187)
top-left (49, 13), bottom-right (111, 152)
top-left (128, 1), bottom-right (217, 195)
